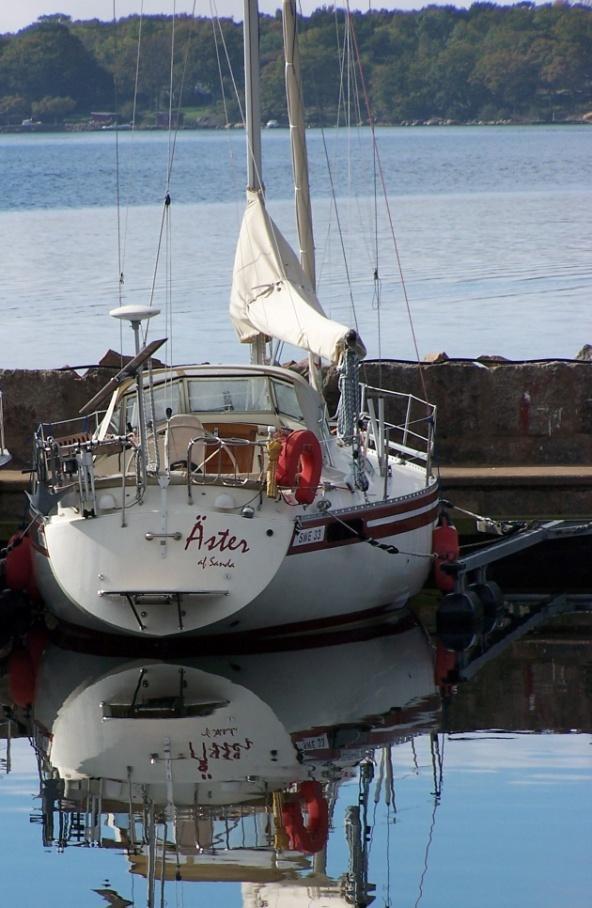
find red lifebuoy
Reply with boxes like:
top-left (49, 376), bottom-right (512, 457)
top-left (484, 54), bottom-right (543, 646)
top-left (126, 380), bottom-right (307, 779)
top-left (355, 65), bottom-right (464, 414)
top-left (282, 781), bottom-right (329, 854)
top-left (276, 430), bottom-right (322, 505)
top-left (432, 515), bottom-right (459, 592)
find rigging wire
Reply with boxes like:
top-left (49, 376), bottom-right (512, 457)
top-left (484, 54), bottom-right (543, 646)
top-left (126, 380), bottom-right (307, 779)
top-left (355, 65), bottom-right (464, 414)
top-left (167, 193), bottom-right (174, 371)
top-left (313, 9), bottom-right (378, 342)
top-left (131, 2), bottom-right (144, 132)
top-left (160, 820), bottom-right (167, 908)
top-left (112, 1), bottom-right (145, 292)
top-left (122, 0), bottom-right (145, 275)
top-left (209, 0), bottom-right (249, 262)
top-left (167, 2), bottom-right (178, 183)
top-left (211, 1), bottom-right (244, 125)
top-left (344, 1), bottom-right (430, 402)
top-left (327, 10), bottom-right (361, 333)
top-left (385, 795), bottom-right (393, 907)
top-left (111, 4), bottom-right (122, 265)
top-left (141, 0), bottom-right (198, 357)
top-left (335, 8), bottom-right (381, 303)
top-left (163, 0), bottom-right (198, 194)
top-left (413, 733), bottom-right (445, 908)
top-left (209, 4), bottom-right (247, 227)
top-left (112, 1), bottom-right (125, 365)
top-left (371, 104), bottom-right (383, 386)
top-left (319, 127), bottom-right (361, 335)
top-left (111, 0), bottom-right (147, 369)
top-left (210, 2), bottom-right (232, 128)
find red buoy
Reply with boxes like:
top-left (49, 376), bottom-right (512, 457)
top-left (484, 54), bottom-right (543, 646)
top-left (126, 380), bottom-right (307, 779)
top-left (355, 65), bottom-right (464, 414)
top-left (276, 430), bottom-right (323, 505)
top-left (432, 515), bottom-right (460, 592)
top-left (282, 781), bottom-right (329, 854)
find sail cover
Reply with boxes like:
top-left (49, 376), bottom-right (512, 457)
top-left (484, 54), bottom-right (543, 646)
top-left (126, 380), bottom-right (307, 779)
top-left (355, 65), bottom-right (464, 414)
top-left (230, 191), bottom-right (366, 363)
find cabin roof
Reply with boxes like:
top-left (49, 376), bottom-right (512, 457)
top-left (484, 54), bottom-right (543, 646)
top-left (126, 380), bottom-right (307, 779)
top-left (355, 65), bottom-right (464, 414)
top-left (115, 362), bottom-right (314, 397)
top-left (109, 362), bottom-right (325, 429)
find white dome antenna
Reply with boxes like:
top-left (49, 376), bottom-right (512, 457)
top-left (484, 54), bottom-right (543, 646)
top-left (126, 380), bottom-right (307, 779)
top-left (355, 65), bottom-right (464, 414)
top-left (110, 305), bottom-right (161, 355)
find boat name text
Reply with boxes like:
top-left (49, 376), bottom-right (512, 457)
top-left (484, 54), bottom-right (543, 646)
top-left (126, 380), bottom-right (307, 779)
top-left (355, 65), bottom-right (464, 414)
top-left (185, 515), bottom-right (250, 555)
top-left (189, 738), bottom-right (254, 778)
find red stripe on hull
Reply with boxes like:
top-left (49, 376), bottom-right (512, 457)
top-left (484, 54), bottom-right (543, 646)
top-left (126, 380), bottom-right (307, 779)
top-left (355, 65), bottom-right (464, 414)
top-left (290, 486), bottom-right (438, 533)
top-left (288, 496), bottom-right (439, 555)
top-left (370, 504), bottom-right (440, 540)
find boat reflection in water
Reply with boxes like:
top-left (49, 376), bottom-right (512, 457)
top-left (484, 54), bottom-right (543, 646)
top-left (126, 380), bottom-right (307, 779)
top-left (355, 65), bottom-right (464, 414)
top-left (28, 610), bottom-right (439, 906)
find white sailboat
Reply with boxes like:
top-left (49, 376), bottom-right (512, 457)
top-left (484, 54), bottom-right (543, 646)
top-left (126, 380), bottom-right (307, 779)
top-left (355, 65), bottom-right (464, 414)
top-left (27, 0), bottom-right (439, 639)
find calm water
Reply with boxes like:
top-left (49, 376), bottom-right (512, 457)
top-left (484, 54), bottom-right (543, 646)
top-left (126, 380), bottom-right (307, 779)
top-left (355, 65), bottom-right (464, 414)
top-left (0, 610), bottom-right (590, 907)
top-left (1, 125), bottom-right (591, 369)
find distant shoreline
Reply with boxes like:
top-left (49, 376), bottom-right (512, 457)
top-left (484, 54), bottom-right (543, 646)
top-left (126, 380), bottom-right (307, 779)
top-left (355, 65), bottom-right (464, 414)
top-left (2, 117), bottom-right (591, 135)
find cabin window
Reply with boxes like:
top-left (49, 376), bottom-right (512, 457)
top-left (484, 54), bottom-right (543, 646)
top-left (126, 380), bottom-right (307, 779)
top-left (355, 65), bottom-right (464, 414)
top-left (188, 377), bottom-right (273, 414)
top-left (271, 380), bottom-right (304, 421)
top-left (107, 406), bottom-right (122, 435)
top-left (123, 383), bottom-right (181, 431)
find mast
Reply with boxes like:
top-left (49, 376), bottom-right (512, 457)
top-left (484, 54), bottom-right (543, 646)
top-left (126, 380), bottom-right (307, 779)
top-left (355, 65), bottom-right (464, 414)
top-left (283, 0), bottom-right (315, 289)
top-left (243, 0), bottom-right (266, 365)
top-left (283, 0), bottom-right (322, 389)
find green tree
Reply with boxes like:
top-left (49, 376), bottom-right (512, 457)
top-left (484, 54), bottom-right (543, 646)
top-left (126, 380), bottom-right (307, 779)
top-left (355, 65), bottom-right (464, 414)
top-left (1, 5), bottom-right (592, 127)
top-left (31, 94), bottom-right (76, 122)
top-left (0, 19), bottom-right (112, 110)
top-left (0, 94), bottom-right (29, 124)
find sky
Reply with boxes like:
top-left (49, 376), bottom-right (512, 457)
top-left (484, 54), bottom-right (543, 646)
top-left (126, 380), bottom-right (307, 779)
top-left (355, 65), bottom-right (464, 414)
top-left (0, 0), bottom-right (518, 35)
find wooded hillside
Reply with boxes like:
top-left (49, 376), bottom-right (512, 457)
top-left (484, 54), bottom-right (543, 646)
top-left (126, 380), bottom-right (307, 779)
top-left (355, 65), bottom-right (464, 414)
top-left (1, 4), bottom-right (591, 127)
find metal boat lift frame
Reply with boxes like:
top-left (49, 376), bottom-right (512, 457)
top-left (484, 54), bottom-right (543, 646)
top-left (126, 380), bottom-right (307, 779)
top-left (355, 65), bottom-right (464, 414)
top-left (443, 518), bottom-right (592, 591)
top-left (439, 518), bottom-right (592, 682)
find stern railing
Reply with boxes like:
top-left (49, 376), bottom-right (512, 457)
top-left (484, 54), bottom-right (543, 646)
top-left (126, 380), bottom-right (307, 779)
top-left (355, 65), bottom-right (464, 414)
top-left (32, 414), bottom-right (270, 515)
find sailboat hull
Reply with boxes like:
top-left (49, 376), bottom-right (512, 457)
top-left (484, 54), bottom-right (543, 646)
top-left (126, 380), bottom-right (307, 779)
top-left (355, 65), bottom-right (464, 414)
top-left (32, 474), bottom-right (438, 639)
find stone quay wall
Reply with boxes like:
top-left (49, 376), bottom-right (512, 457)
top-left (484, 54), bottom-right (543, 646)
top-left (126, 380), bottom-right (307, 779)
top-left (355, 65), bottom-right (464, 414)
top-left (1, 367), bottom-right (108, 467)
top-left (1, 358), bottom-right (591, 469)
top-left (326, 358), bottom-right (592, 467)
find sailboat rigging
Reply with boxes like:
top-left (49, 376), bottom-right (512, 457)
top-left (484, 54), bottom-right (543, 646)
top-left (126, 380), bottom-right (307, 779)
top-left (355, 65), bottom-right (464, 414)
top-left (25, 0), bottom-right (439, 639)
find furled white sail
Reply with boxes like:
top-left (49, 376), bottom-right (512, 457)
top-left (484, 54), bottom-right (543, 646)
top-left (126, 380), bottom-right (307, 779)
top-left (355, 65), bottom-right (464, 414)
top-left (230, 190), bottom-right (366, 363)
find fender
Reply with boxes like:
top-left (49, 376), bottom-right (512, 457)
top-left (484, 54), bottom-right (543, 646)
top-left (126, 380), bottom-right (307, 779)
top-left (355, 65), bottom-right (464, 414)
top-left (432, 515), bottom-right (459, 592)
top-left (4, 532), bottom-right (39, 600)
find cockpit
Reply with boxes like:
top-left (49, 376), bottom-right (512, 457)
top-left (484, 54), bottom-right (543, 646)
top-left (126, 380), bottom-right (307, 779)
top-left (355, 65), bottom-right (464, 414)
top-left (96, 365), bottom-right (330, 483)
top-left (112, 373), bottom-right (307, 436)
